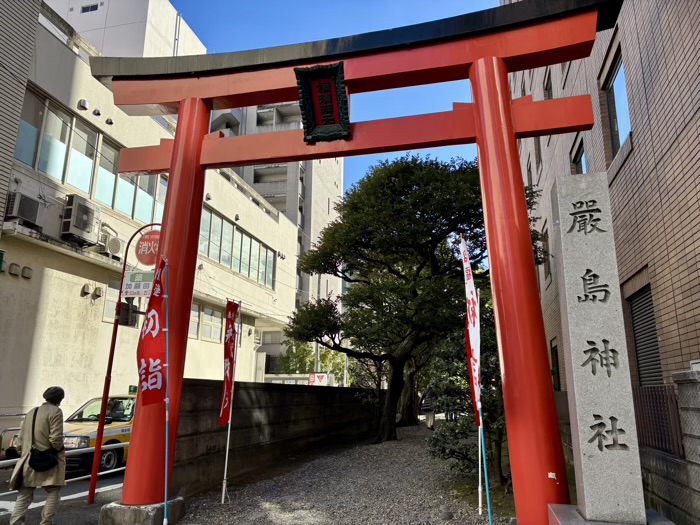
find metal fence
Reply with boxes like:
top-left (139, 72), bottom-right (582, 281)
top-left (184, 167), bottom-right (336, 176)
top-left (0, 442), bottom-right (129, 497)
top-left (632, 385), bottom-right (684, 458)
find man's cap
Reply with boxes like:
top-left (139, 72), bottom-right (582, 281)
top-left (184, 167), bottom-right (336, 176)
top-left (43, 386), bottom-right (65, 404)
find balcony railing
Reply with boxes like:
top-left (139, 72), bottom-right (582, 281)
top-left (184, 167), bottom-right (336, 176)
top-left (632, 385), bottom-right (685, 458)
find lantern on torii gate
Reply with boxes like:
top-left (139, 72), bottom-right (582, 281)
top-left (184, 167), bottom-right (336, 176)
top-left (91, 1), bottom-right (621, 523)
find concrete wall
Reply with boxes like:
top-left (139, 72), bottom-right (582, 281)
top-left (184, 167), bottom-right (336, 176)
top-left (44, 0), bottom-right (205, 58)
top-left (639, 372), bottom-right (700, 525)
top-left (0, 0), bottom-right (41, 231)
top-left (172, 379), bottom-right (376, 497)
top-left (0, 21), bottom-right (297, 416)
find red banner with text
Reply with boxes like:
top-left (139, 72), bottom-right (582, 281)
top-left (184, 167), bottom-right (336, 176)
top-left (137, 258), bottom-right (167, 406)
top-left (459, 238), bottom-right (481, 427)
top-left (219, 301), bottom-right (240, 426)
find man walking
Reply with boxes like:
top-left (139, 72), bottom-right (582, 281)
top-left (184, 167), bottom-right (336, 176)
top-left (9, 387), bottom-right (66, 525)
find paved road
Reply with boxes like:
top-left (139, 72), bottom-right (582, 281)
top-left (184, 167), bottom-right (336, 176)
top-left (0, 464), bottom-right (123, 521)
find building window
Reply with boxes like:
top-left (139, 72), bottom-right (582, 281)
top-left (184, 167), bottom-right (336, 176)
top-left (550, 338), bottom-right (561, 391)
top-left (81, 4), bottom-right (98, 13)
top-left (94, 141), bottom-right (119, 207)
top-left (66, 120), bottom-right (97, 194)
top-left (199, 206), bottom-right (276, 289)
top-left (189, 303), bottom-right (200, 338)
top-left (14, 91), bottom-right (44, 168)
top-left (13, 90), bottom-right (169, 225)
top-left (154, 176), bottom-right (168, 223)
top-left (38, 103), bottom-right (71, 181)
top-left (628, 286), bottom-right (663, 386)
top-left (542, 228), bottom-right (551, 279)
top-left (572, 142), bottom-right (587, 175)
top-left (134, 175), bottom-right (156, 223)
top-left (534, 137), bottom-right (542, 172)
top-left (201, 306), bottom-right (223, 342)
top-left (115, 174), bottom-right (137, 217)
top-left (543, 69), bottom-right (553, 100)
top-left (605, 53), bottom-right (631, 156)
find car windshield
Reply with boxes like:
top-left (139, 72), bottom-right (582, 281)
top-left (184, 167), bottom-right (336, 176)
top-left (67, 398), bottom-right (135, 423)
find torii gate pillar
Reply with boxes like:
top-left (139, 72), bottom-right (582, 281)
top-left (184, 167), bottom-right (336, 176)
top-left (471, 56), bottom-right (570, 519)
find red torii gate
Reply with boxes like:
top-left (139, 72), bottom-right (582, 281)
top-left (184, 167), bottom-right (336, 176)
top-left (91, 1), bottom-right (620, 523)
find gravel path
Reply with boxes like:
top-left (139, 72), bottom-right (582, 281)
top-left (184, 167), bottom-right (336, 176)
top-left (182, 425), bottom-right (510, 525)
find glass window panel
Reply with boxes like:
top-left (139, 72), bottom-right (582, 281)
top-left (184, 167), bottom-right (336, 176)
top-left (266, 250), bottom-right (275, 288)
top-left (14, 91), bottom-right (44, 167)
top-left (221, 220), bottom-right (233, 268)
top-left (189, 303), bottom-right (199, 338)
top-left (259, 247), bottom-right (267, 285)
top-left (209, 213), bottom-right (222, 262)
top-left (211, 309), bottom-right (223, 341)
top-left (134, 175), bottom-right (156, 223)
top-left (202, 306), bottom-right (223, 342)
top-left (250, 239), bottom-right (260, 281)
top-left (233, 230), bottom-right (242, 272)
top-left (199, 208), bottom-right (211, 256)
top-left (240, 234), bottom-right (251, 277)
top-left (115, 174), bottom-right (136, 216)
top-left (95, 142), bottom-right (118, 206)
top-left (155, 176), bottom-right (168, 223)
top-left (65, 120), bottom-right (96, 193)
top-left (611, 61), bottom-right (631, 150)
top-left (202, 323), bottom-right (212, 340)
top-left (38, 104), bottom-right (70, 181)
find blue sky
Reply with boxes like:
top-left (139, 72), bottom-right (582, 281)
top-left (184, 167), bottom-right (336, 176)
top-left (171, 0), bottom-right (498, 189)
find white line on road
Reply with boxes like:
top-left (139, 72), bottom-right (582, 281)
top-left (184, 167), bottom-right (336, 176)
top-left (0, 482), bottom-right (123, 512)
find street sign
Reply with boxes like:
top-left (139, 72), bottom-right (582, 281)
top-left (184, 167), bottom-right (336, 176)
top-left (122, 271), bottom-right (155, 297)
top-left (128, 385), bottom-right (138, 394)
top-left (309, 373), bottom-right (328, 386)
top-left (135, 230), bottom-right (160, 266)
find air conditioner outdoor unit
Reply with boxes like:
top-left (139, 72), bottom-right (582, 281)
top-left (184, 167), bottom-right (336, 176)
top-left (61, 194), bottom-right (100, 246)
top-left (98, 232), bottom-right (126, 259)
top-left (5, 191), bottom-right (45, 230)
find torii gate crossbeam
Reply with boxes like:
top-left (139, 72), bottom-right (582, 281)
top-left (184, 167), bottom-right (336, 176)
top-left (90, 1), bottom-right (621, 523)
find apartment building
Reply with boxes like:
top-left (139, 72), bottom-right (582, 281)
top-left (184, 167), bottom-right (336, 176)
top-left (0, 3), bottom-right (298, 418)
top-left (502, 1), bottom-right (699, 521)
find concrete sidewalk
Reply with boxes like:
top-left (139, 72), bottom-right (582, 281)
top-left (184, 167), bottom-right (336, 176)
top-left (0, 485), bottom-right (121, 525)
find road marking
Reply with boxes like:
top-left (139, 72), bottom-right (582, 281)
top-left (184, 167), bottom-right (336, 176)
top-left (0, 482), bottom-right (122, 512)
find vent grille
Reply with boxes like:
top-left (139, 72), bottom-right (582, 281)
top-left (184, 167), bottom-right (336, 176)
top-left (74, 203), bottom-right (94, 232)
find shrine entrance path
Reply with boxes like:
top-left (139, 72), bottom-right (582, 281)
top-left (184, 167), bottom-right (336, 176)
top-left (182, 425), bottom-right (510, 525)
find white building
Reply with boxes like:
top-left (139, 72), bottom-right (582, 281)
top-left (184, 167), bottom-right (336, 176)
top-left (43, 0), bottom-right (205, 57)
top-left (0, 3), bottom-right (297, 419)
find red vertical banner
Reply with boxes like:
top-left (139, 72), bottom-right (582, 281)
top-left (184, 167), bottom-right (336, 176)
top-left (137, 258), bottom-right (167, 406)
top-left (460, 238), bottom-right (481, 427)
top-left (219, 301), bottom-right (240, 426)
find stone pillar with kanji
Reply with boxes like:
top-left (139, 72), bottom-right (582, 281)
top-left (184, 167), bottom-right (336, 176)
top-left (551, 172), bottom-right (646, 523)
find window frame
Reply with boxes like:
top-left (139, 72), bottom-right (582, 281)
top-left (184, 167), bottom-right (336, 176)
top-left (201, 305), bottom-right (224, 343)
top-left (604, 52), bottom-right (630, 157)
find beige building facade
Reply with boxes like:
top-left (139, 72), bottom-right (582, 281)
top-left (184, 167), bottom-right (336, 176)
top-left (0, 5), bottom-right (297, 419)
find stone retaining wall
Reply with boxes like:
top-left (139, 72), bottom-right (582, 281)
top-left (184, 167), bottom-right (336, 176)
top-left (172, 379), bottom-right (376, 497)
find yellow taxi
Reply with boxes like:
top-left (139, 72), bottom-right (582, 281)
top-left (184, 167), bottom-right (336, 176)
top-left (62, 395), bottom-right (135, 472)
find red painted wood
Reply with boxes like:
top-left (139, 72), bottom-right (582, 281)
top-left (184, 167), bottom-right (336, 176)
top-left (118, 96), bottom-right (593, 174)
top-left (470, 56), bottom-right (570, 525)
top-left (121, 98), bottom-right (211, 506)
top-left (110, 12), bottom-right (597, 114)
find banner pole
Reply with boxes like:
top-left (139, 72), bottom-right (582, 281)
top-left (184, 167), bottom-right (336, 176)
top-left (221, 300), bottom-right (241, 504)
top-left (478, 423), bottom-right (483, 515)
top-left (479, 405), bottom-right (493, 525)
top-left (163, 260), bottom-right (170, 525)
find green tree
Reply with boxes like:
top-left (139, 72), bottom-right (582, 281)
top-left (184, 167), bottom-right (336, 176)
top-left (286, 155), bottom-right (486, 442)
top-left (278, 340), bottom-right (315, 374)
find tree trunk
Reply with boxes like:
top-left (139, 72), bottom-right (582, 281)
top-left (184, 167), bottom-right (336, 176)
top-left (488, 427), bottom-right (507, 486)
top-left (397, 363), bottom-right (419, 427)
top-left (374, 359), bottom-right (405, 443)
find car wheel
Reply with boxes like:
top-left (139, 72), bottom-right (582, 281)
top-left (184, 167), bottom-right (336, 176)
top-left (99, 449), bottom-right (120, 472)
